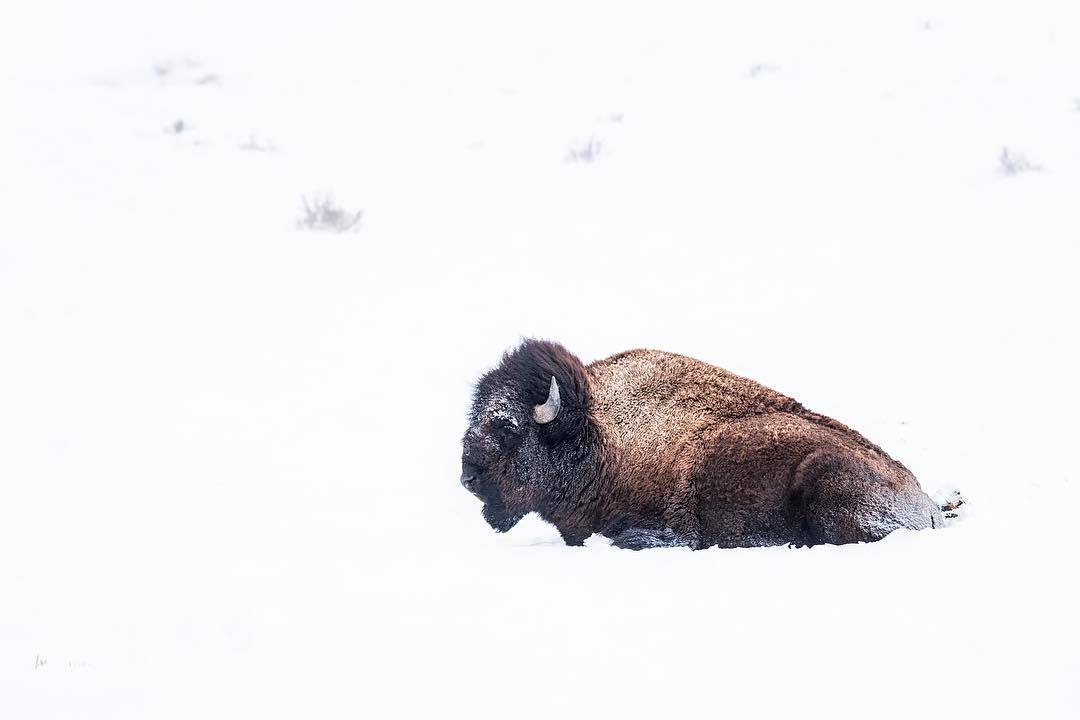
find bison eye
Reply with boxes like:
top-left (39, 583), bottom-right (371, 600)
top-left (493, 422), bottom-right (522, 448)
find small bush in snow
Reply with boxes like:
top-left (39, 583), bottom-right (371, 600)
top-left (153, 57), bottom-right (204, 82)
top-left (748, 63), bottom-right (780, 78)
top-left (296, 194), bottom-right (363, 233)
top-left (239, 135), bottom-right (276, 153)
top-left (998, 147), bottom-right (1042, 176)
top-left (565, 137), bottom-right (602, 163)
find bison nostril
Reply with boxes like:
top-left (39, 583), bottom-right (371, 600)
top-left (461, 474), bottom-right (477, 489)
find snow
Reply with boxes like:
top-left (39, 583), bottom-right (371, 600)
top-left (1, 1), bottom-right (1078, 717)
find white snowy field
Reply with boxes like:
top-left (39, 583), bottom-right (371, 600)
top-left (2, 1), bottom-right (1079, 717)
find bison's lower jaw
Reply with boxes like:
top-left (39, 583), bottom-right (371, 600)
top-left (482, 503), bottom-right (525, 533)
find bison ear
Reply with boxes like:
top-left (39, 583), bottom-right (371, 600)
top-left (532, 376), bottom-right (561, 424)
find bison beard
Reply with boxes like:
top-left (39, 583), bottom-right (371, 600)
top-left (481, 498), bottom-right (524, 533)
top-left (461, 339), bottom-right (943, 550)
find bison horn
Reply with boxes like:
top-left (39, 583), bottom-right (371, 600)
top-left (533, 376), bottom-right (561, 424)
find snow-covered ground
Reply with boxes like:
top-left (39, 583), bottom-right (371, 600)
top-left (2, 1), bottom-right (1079, 717)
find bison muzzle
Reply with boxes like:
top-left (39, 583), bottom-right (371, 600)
top-left (461, 339), bottom-right (942, 549)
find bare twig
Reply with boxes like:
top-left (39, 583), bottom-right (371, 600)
top-left (296, 194), bottom-right (363, 233)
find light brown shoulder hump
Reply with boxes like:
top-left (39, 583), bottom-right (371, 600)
top-left (588, 348), bottom-right (893, 459)
top-left (587, 348), bottom-right (801, 422)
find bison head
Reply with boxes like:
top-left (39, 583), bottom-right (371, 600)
top-left (461, 340), bottom-right (592, 532)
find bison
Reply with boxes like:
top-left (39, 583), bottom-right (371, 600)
top-left (460, 339), bottom-right (942, 549)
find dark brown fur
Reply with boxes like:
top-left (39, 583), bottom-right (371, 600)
top-left (461, 340), bottom-right (941, 549)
